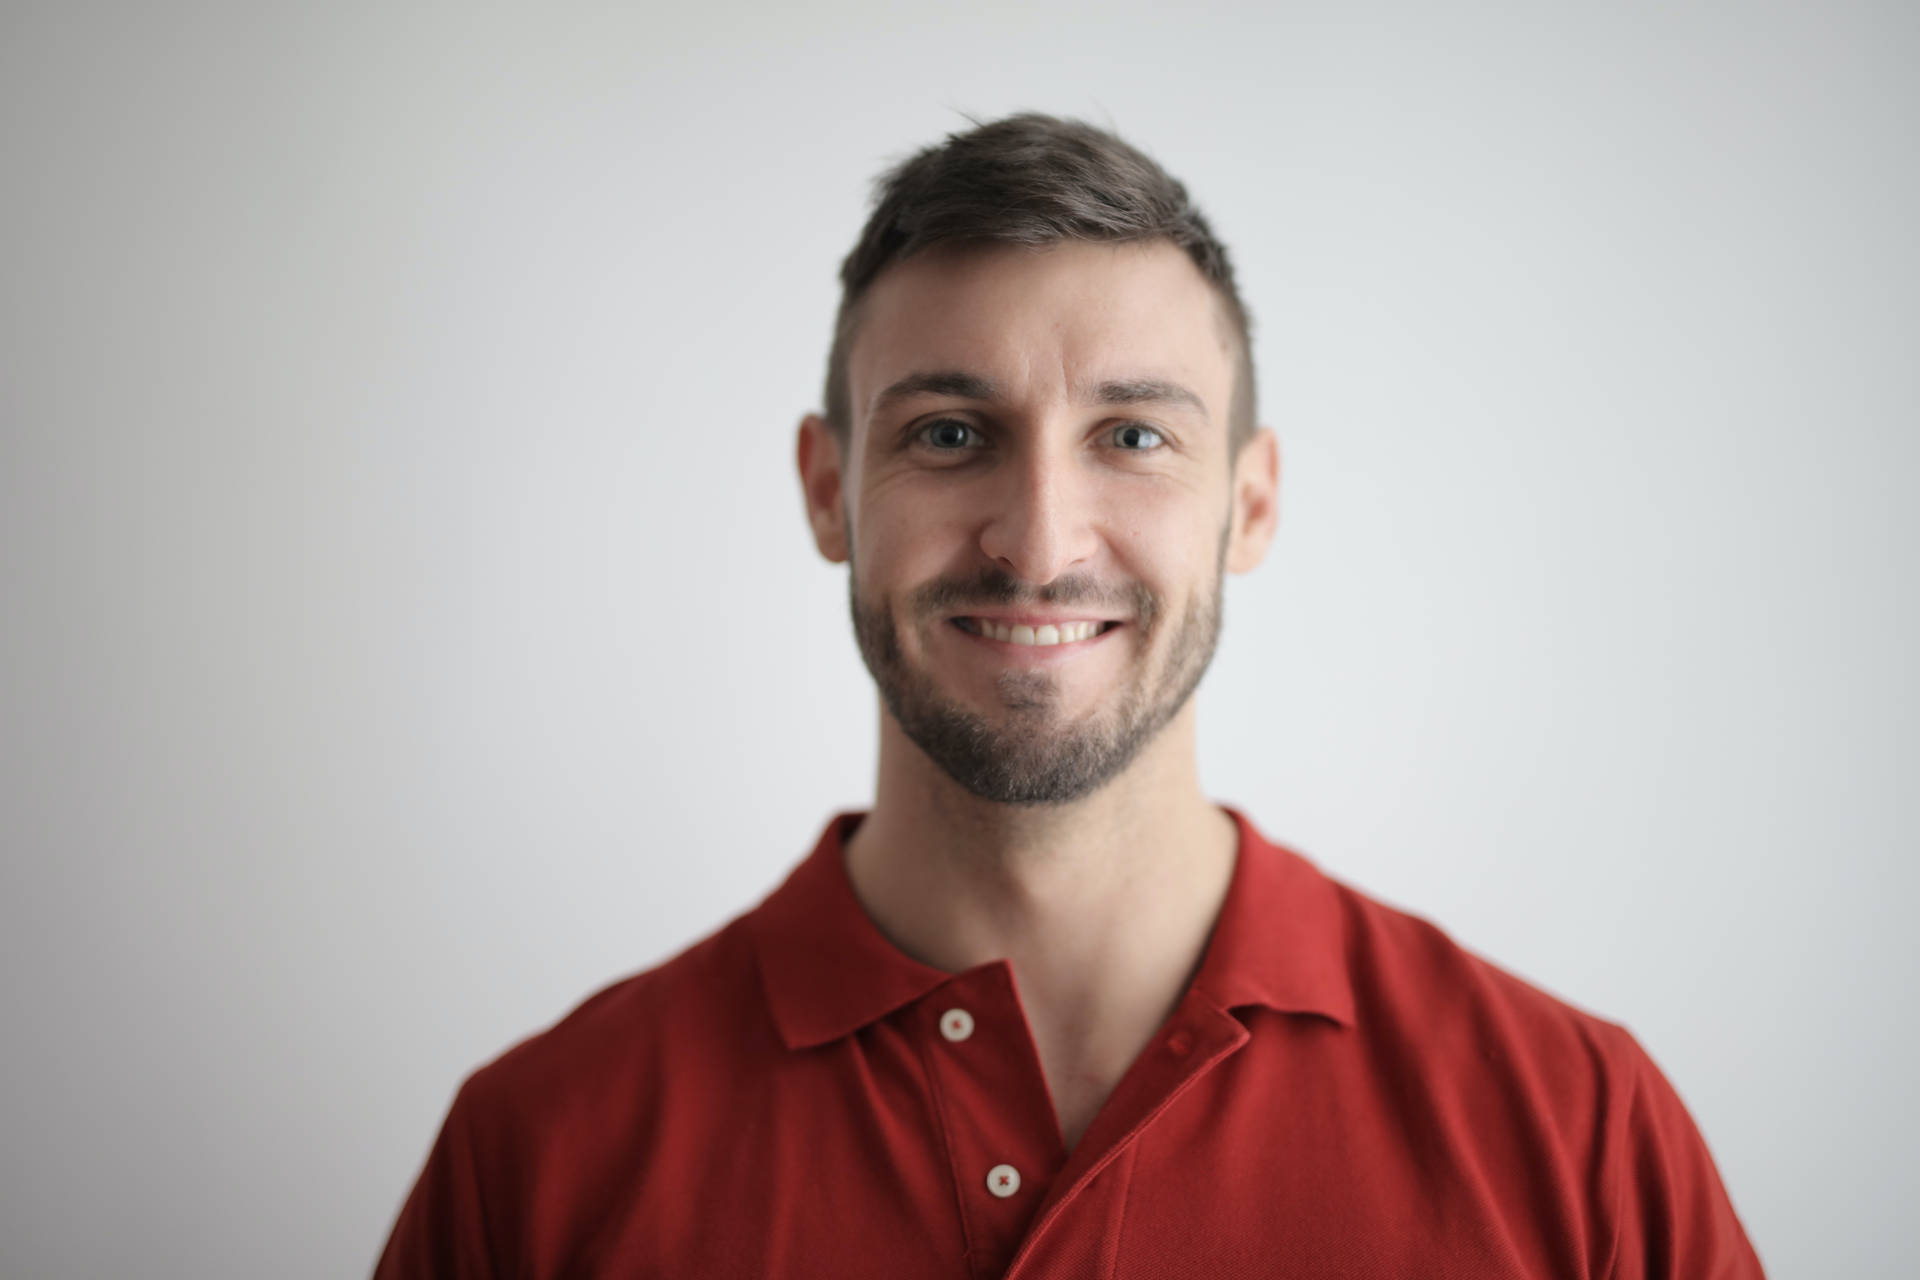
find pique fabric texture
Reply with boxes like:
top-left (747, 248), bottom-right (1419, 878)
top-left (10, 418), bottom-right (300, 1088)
top-left (374, 807), bottom-right (1764, 1279)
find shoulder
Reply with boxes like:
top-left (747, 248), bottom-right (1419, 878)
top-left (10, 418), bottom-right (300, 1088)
top-left (1229, 834), bottom-right (1764, 1274)
top-left (1319, 863), bottom-right (1636, 1078)
top-left (1307, 866), bottom-right (1766, 1274)
top-left (379, 905), bottom-right (797, 1272)
top-left (453, 908), bottom-right (772, 1138)
top-left (1290, 857), bottom-right (1648, 1207)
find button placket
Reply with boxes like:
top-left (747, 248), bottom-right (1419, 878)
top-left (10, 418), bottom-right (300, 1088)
top-left (919, 965), bottom-right (1062, 1277)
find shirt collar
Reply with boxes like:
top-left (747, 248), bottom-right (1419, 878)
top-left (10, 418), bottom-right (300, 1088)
top-left (749, 805), bottom-right (1356, 1051)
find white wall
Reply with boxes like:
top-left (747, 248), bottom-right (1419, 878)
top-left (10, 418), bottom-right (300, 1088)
top-left (2, 1), bottom-right (1911, 1275)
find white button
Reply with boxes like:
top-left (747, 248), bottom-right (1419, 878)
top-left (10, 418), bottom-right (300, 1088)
top-left (986, 1163), bottom-right (1021, 1197)
top-left (939, 1008), bottom-right (975, 1042)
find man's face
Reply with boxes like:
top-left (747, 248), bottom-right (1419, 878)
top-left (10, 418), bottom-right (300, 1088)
top-left (802, 239), bottom-right (1274, 806)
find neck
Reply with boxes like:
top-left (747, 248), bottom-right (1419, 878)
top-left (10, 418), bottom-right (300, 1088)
top-left (850, 702), bottom-right (1230, 946)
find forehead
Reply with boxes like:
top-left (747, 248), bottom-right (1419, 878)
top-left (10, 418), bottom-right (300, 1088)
top-left (847, 239), bottom-right (1236, 430)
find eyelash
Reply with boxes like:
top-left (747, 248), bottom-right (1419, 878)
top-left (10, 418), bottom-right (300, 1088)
top-left (914, 418), bottom-right (1167, 455)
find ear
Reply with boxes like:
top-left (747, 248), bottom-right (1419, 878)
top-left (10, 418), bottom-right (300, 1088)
top-left (796, 414), bottom-right (851, 564)
top-left (1224, 427), bottom-right (1280, 574)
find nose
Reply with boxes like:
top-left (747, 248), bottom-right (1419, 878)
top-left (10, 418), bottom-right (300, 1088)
top-left (975, 439), bottom-right (1101, 586)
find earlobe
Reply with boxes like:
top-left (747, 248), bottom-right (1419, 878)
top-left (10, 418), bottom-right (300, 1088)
top-left (1225, 428), bottom-right (1280, 575)
top-left (796, 414), bottom-right (851, 564)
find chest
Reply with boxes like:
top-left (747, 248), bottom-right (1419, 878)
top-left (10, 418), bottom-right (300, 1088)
top-left (1042, 1059), bottom-right (1125, 1156)
top-left (552, 1079), bottom-right (1572, 1280)
top-left (523, 1014), bottom-right (1600, 1280)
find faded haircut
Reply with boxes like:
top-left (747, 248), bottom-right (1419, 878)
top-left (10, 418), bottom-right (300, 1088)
top-left (821, 112), bottom-right (1257, 456)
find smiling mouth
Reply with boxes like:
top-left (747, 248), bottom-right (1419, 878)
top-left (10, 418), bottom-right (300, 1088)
top-left (950, 618), bottom-right (1122, 647)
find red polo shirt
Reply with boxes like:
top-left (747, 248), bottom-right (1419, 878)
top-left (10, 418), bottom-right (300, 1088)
top-left (374, 807), bottom-right (1764, 1278)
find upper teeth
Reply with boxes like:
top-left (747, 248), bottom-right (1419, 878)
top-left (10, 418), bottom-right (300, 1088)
top-left (965, 619), bottom-right (1105, 646)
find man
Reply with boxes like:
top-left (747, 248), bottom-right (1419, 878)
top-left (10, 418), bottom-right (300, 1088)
top-left (375, 113), bottom-right (1763, 1278)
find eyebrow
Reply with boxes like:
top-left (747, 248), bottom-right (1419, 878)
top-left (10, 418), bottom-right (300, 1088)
top-left (871, 370), bottom-right (999, 416)
top-left (869, 370), bottom-right (1210, 421)
top-left (1091, 377), bottom-right (1209, 419)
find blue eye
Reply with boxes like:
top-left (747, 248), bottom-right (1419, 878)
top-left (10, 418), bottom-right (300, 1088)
top-left (919, 419), bottom-right (980, 450)
top-left (1112, 423), bottom-right (1165, 450)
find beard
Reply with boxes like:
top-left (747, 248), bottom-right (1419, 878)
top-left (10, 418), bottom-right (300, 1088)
top-left (848, 525), bottom-right (1228, 807)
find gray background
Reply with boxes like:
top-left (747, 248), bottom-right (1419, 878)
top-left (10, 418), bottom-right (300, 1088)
top-left (3, 1), bottom-right (1913, 1276)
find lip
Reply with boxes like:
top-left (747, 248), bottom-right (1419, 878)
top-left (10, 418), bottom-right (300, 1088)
top-left (945, 617), bottom-right (1124, 665)
top-left (949, 612), bottom-right (1125, 627)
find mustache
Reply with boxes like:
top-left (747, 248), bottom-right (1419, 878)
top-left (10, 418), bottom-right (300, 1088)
top-left (910, 568), bottom-right (1157, 629)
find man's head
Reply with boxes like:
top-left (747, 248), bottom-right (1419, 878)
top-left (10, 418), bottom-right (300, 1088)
top-left (822, 113), bottom-right (1258, 457)
top-left (797, 114), bottom-right (1280, 807)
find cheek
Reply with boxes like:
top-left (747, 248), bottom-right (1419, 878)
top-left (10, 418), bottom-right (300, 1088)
top-left (856, 488), bottom-right (971, 577)
top-left (1110, 493), bottom-right (1223, 578)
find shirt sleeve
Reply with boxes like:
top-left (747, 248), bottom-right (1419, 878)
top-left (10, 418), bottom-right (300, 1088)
top-left (1606, 1026), bottom-right (1765, 1279)
top-left (372, 1079), bottom-right (498, 1280)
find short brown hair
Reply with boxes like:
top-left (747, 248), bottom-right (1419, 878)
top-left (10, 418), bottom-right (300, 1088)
top-left (822, 112), bottom-right (1257, 456)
